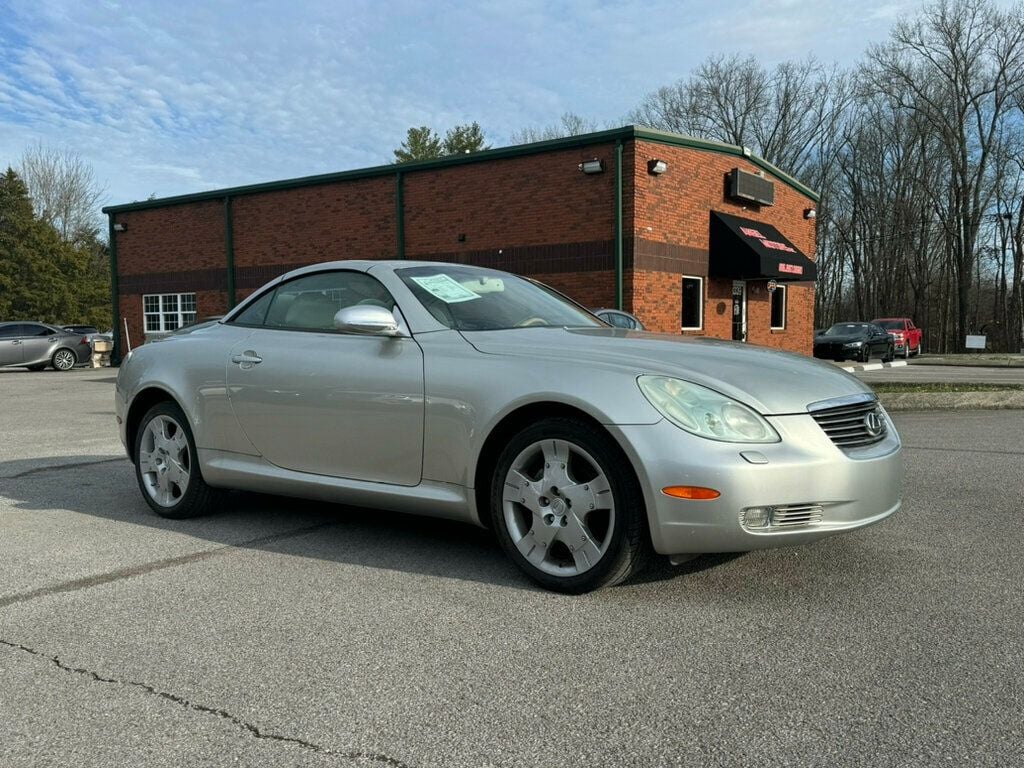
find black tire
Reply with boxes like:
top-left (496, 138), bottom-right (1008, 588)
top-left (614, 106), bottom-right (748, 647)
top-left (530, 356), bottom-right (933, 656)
top-left (489, 417), bottom-right (651, 593)
top-left (51, 348), bottom-right (77, 371)
top-left (883, 344), bottom-right (894, 363)
top-left (903, 343), bottom-right (910, 360)
top-left (133, 401), bottom-right (222, 519)
top-left (860, 345), bottom-right (871, 363)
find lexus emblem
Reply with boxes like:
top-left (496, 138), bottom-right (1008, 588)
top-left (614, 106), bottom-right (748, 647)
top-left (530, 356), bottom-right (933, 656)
top-left (863, 410), bottom-right (884, 436)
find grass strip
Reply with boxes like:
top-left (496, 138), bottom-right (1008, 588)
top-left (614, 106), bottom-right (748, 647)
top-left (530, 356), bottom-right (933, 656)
top-left (870, 382), bottom-right (1024, 393)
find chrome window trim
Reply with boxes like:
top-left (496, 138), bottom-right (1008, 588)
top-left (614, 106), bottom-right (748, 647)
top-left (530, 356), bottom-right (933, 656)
top-left (806, 392), bottom-right (877, 413)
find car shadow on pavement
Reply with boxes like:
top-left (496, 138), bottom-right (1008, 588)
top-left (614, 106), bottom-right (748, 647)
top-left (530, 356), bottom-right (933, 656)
top-left (0, 454), bottom-right (534, 590)
top-left (0, 454), bottom-right (742, 592)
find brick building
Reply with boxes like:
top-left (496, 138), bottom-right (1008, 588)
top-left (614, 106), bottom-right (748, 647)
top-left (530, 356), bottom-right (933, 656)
top-left (103, 126), bottom-right (818, 362)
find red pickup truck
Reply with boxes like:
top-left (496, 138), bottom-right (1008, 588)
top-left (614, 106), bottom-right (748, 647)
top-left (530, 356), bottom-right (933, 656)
top-left (871, 317), bottom-right (922, 358)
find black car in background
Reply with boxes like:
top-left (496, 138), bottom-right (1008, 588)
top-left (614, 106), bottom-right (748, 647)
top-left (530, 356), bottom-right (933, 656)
top-left (813, 322), bottom-right (895, 363)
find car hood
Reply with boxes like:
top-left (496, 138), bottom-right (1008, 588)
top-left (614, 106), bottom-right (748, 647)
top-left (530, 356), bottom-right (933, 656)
top-left (462, 327), bottom-right (871, 415)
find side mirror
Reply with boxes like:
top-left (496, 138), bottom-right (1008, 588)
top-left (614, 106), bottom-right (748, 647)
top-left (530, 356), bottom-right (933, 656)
top-left (333, 305), bottom-right (401, 336)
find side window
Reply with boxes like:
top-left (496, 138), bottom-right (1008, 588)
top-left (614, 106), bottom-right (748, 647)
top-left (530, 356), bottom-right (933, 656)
top-left (681, 276), bottom-right (703, 330)
top-left (0, 325), bottom-right (20, 339)
top-left (29, 325), bottom-right (53, 336)
top-left (263, 271), bottom-right (396, 332)
top-left (232, 290), bottom-right (275, 326)
top-left (606, 312), bottom-right (630, 329)
top-left (770, 285), bottom-right (786, 330)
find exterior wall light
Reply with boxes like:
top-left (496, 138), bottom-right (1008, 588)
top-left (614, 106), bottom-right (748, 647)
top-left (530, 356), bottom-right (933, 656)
top-left (803, 208), bottom-right (817, 220)
top-left (113, 222), bottom-right (127, 231)
top-left (647, 159), bottom-right (668, 175)
top-left (578, 159), bottom-right (604, 174)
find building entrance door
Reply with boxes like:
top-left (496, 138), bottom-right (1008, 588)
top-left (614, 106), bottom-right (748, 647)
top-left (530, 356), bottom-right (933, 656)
top-left (732, 280), bottom-right (747, 341)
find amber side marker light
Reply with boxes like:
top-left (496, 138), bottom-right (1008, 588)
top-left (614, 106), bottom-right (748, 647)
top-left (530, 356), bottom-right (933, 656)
top-left (662, 486), bottom-right (721, 500)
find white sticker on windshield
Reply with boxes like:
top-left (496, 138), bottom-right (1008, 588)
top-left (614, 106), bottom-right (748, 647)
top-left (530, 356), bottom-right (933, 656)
top-left (410, 274), bottom-right (481, 303)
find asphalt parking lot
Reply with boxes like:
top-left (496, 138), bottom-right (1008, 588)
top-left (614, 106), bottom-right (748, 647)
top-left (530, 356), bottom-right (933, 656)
top-left (2, 368), bottom-right (1023, 767)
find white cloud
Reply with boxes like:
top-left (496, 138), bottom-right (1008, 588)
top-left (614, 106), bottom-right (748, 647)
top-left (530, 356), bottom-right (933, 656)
top-left (0, 0), bottom-right (997, 209)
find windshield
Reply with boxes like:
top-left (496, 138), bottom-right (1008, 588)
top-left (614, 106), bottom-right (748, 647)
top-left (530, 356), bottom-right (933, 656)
top-left (875, 320), bottom-right (903, 330)
top-left (824, 323), bottom-right (871, 336)
top-left (396, 265), bottom-right (603, 331)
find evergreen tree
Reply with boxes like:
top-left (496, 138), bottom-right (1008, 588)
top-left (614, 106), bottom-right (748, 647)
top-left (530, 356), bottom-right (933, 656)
top-left (393, 122), bottom-right (490, 162)
top-left (442, 122), bottom-right (489, 155)
top-left (0, 167), bottom-right (110, 327)
top-left (393, 126), bottom-right (444, 162)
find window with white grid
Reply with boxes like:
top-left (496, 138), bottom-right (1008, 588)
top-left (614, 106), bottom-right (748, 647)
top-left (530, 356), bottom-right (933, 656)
top-left (143, 292), bottom-right (197, 333)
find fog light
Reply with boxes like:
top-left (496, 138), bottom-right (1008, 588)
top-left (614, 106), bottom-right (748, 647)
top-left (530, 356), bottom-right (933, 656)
top-left (741, 507), bottom-right (771, 528)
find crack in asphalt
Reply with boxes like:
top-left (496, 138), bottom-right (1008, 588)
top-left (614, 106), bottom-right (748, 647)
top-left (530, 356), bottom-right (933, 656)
top-left (1, 457), bottom-right (125, 479)
top-left (902, 444), bottom-right (1024, 456)
top-left (0, 638), bottom-right (413, 767)
top-left (0, 523), bottom-right (335, 609)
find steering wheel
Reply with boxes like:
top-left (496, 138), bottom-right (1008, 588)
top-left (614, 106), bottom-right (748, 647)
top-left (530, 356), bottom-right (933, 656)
top-left (516, 316), bottom-right (549, 328)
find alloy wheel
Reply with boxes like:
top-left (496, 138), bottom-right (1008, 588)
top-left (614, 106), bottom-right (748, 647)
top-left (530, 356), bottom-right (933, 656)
top-left (138, 414), bottom-right (192, 507)
top-left (501, 438), bottom-right (615, 577)
top-left (53, 349), bottom-right (75, 370)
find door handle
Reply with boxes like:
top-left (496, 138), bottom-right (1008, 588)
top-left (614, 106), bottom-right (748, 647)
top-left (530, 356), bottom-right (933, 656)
top-left (11, 340), bottom-right (21, 345)
top-left (231, 351), bottom-right (262, 367)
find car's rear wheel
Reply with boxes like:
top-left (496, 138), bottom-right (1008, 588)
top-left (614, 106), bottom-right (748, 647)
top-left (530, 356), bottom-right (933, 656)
top-left (51, 348), bottom-right (76, 371)
top-left (490, 417), bottom-right (650, 593)
top-left (134, 401), bottom-right (221, 519)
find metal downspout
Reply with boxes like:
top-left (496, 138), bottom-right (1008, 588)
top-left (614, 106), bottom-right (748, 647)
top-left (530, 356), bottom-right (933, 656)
top-left (396, 171), bottom-right (405, 259)
top-left (108, 215), bottom-right (121, 366)
top-left (224, 196), bottom-right (236, 308)
top-left (615, 139), bottom-right (624, 311)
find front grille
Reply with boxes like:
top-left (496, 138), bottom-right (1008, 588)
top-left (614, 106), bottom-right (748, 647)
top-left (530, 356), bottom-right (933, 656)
top-left (770, 504), bottom-right (824, 527)
top-left (816, 342), bottom-right (843, 357)
top-left (809, 397), bottom-right (887, 448)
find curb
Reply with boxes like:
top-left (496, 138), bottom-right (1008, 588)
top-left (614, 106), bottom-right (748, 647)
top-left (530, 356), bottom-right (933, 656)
top-left (911, 356), bottom-right (1024, 368)
top-left (878, 391), bottom-right (1024, 411)
top-left (841, 361), bottom-right (908, 373)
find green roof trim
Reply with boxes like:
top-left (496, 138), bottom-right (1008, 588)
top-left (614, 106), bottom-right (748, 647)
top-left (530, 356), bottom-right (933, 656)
top-left (101, 126), bottom-right (819, 214)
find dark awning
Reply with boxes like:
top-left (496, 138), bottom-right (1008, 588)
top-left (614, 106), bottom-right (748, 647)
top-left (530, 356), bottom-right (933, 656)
top-left (709, 211), bottom-right (817, 282)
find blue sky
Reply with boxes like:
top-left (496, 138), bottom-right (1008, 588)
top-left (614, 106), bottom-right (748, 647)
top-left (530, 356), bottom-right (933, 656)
top-left (0, 0), bottom-right (925, 210)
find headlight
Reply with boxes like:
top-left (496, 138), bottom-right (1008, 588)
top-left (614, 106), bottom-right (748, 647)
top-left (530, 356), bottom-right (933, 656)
top-left (844, 341), bottom-right (864, 347)
top-left (637, 376), bottom-right (780, 443)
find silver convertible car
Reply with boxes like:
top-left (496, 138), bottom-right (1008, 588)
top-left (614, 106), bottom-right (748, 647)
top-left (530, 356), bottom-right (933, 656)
top-left (116, 261), bottom-right (902, 592)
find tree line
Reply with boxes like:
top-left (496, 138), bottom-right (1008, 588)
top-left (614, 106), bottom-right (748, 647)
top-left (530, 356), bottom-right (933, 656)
top-left (399, 0), bottom-right (1024, 353)
top-left (0, 145), bottom-right (111, 329)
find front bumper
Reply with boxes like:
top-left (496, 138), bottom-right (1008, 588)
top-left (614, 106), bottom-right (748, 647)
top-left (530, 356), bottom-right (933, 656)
top-left (609, 411), bottom-right (902, 555)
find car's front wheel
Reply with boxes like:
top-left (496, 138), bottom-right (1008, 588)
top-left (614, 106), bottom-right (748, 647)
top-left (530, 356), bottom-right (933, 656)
top-left (134, 401), bottom-right (221, 519)
top-left (490, 417), bottom-right (650, 593)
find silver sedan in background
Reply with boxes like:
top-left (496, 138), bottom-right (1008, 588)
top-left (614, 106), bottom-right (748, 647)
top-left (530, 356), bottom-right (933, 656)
top-left (0, 321), bottom-right (92, 371)
top-left (115, 261), bottom-right (902, 593)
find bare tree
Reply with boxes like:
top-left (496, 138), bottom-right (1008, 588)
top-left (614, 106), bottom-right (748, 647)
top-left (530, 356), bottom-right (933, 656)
top-left (18, 142), bottom-right (105, 244)
top-left (863, 0), bottom-right (1024, 349)
top-left (509, 113), bottom-right (598, 145)
top-left (630, 54), bottom-right (850, 180)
